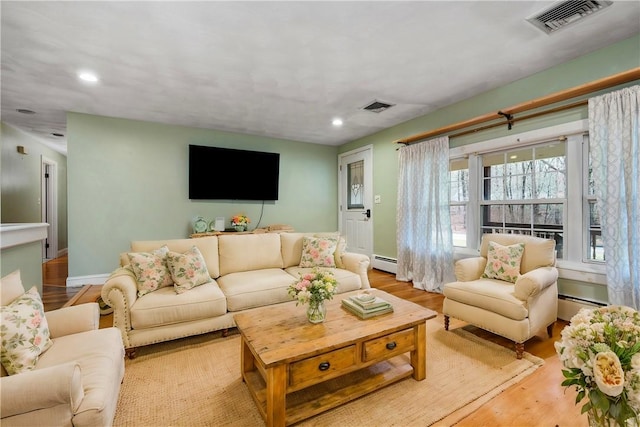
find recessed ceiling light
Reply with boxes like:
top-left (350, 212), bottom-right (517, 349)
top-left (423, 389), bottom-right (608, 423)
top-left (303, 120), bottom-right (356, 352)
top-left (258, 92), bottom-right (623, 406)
top-left (332, 118), bottom-right (343, 126)
top-left (16, 108), bottom-right (36, 114)
top-left (78, 71), bottom-right (99, 83)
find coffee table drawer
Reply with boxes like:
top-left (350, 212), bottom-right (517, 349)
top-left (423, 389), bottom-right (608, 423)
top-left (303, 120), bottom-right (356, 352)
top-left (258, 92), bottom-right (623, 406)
top-left (289, 345), bottom-right (357, 387)
top-left (363, 328), bottom-right (414, 362)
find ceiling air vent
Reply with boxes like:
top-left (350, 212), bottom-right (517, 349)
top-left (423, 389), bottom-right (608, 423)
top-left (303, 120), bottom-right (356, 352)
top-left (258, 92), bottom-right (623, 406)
top-left (527, 0), bottom-right (613, 35)
top-left (362, 100), bottom-right (395, 113)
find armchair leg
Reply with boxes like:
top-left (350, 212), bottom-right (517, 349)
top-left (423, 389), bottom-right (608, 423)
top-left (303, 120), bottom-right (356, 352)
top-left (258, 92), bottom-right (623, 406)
top-left (125, 348), bottom-right (137, 359)
top-left (444, 315), bottom-right (450, 331)
top-left (515, 342), bottom-right (524, 359)
top-left (547, 322), bottom-right (554, 338)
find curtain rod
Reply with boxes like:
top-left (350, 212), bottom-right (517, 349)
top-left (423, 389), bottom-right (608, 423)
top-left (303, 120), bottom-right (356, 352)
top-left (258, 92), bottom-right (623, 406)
top-left (394, 67), bottom-right (640, 145)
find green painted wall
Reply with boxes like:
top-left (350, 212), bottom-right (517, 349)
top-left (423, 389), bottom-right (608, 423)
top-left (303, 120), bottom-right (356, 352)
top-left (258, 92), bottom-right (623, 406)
top-left (340, 34), bottom-right (640, 261)
top-left (339, 34), bottom-right (639, 303)
top-left (1, 242), bottom-right (43, 294)
top-left (1, 122), bottom-right (68, 250)
top-left (67, 113), bottom-right (339, 277)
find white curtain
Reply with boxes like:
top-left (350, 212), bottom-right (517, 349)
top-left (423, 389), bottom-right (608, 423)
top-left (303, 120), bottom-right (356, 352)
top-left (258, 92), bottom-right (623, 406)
top-left (396, 136), bottom-right (455, 292)
top-left (588, 85), bottom-right (640, 308)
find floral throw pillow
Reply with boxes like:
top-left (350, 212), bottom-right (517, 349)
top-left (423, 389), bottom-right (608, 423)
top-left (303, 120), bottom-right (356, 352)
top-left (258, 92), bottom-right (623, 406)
top-left (128, 245), bottom-right (173, 297)
top-left (482, 241), bottom-right (525, 283)
top-left (166, 246), bottom-right (211, 294)
top-left (1, 287), bottom-right (53, 375)
top-left (299, 236), bottom-right (339, 268)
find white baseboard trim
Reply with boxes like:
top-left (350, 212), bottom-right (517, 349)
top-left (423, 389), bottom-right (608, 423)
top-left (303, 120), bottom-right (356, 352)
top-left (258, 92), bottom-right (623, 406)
top-left (372, 254), bottom-right (397, 274)
top-left (66, 273), bottom-right (110, 287)
top-left (557, 296), bottom-right (606, 321)
top-left (57, 247), bottom-right (68, 257)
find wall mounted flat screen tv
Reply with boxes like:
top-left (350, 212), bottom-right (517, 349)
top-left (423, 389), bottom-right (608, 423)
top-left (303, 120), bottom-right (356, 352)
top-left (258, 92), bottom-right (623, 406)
top-left (189, 145), bottom-right (280, 200)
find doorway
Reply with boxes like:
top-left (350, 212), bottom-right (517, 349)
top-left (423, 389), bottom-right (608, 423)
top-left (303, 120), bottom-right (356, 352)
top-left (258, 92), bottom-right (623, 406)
top-left (41, 156), bottom-right (58, 261)
top-left (338, 145), bottom-right (373, 259)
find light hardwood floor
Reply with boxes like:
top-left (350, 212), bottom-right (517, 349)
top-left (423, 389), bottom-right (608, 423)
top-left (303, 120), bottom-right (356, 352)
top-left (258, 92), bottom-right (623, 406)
top-left (42, 257), bottom-right (585, 426)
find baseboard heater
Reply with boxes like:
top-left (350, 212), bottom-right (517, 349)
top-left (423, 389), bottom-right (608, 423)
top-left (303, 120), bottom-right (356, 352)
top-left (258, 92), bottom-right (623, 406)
top-left (557, 294), bottom-right (606, 321)
top-left (372, 255), bottom-right (397, 274)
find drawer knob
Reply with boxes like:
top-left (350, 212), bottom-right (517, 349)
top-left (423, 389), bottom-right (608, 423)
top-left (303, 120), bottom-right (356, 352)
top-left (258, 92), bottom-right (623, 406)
top-left (318, 362), bottom-right (331, 371)
top-left (386, 341), bottom-right (397, 350)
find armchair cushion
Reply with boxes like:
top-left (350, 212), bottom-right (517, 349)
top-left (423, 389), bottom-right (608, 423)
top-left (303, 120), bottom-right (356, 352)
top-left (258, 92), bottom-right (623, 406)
top-left (443, 279), bottom-right (528, 321)
top-left (479, 233), bottom-right (556, 273)
top-left (1, 287), bottom-right (53, 375)
top-left (481, 241), bottom-right (525, 283)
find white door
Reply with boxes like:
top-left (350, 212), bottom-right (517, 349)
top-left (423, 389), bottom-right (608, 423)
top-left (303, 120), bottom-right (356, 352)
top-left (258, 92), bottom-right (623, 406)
top-left (339, 146), bottom-right (373, 259)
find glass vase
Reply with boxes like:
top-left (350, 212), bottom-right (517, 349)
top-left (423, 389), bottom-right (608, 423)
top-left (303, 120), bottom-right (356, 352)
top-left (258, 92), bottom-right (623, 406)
top-left (306, 299), bottom-right (326, 324)
top-left (233, 225), bottom-right (246, 232)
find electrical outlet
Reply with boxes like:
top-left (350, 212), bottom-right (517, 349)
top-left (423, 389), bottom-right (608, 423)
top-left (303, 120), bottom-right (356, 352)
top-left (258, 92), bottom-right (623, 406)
top-left (374, 195), bottom-right (381, 204)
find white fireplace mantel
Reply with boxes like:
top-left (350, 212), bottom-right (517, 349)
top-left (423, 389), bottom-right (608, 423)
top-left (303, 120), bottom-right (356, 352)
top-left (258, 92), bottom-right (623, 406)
top-left (1, 223), bottom-right (49, 249)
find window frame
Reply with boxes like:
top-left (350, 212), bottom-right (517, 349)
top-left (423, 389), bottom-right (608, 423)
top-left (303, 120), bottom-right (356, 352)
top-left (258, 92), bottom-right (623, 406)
top-left (449, 119), bottom-right (606, 284)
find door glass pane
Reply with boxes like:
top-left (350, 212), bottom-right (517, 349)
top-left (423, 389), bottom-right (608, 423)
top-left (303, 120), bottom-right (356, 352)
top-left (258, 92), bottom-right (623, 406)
top-left (347, 160), bottom-right (364, 209)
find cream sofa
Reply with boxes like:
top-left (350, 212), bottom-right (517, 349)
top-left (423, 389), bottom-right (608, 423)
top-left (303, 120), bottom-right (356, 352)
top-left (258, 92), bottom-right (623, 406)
top-left (102, 232), bottom-right (370, 357)
top-left (442, 233), bottom-right (558, 359)
top-left (1, 270), bottom-right (125, 427)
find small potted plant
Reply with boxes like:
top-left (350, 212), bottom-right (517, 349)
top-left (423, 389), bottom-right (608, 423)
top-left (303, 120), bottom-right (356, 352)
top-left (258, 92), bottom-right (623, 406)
top-left (230, 215), bottom-right (250, 232)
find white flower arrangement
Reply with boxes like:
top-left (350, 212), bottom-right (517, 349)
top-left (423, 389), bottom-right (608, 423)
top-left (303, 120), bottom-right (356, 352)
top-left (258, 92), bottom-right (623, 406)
top-left (555, 305), bottom-right (640, 426)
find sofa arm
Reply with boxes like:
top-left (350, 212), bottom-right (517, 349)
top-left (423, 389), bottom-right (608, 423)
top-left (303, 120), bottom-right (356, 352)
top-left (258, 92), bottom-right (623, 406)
top-left (341, 252), bottom-right (371, 289)
top-left (514, 267), bottom-right (559, 301)
top-left (46, 303), bottom-right (100, 338)
top-left (101, 267), bottom-right (138, 348)
top-left (1, 362), bottom-right (84, 419)
top-left (454, 257), bottom-right (487, 282)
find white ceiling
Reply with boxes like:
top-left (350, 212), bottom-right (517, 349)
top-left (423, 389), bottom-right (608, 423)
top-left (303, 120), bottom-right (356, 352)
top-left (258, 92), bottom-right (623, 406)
top-left (2, 1), bottom-right (639, 155)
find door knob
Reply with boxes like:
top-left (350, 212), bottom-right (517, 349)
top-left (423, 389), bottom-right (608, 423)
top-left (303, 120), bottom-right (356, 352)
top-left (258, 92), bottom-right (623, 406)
top-left (362, 209), bottom-right (371, 218)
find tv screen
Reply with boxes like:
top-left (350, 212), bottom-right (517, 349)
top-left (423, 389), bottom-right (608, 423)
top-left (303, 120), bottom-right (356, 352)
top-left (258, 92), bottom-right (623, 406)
top-left (189, 145), bottom-right (280, 200)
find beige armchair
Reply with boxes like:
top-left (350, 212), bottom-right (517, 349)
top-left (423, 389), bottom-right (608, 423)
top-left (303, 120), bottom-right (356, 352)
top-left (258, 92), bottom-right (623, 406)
top-left (443, 234), bottom-right (558, 359)
top-left (1, 270), bottom-right (125, 426)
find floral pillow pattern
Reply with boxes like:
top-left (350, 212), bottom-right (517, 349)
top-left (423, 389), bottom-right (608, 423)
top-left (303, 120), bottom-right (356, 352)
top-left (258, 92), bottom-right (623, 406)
top-left (299, 236), bottom-right (339, 268)
top-left (166, 246), bottom-right (211, 294)
top-left (482, 241), bottom-right (525, 283)
top-left (1, 287), bottom-right (53, 375)
top-left (128, 246), bottom-right (173, 297)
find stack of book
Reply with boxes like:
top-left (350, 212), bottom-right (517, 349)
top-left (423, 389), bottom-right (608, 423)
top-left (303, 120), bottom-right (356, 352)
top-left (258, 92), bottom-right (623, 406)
top-left (342, 294), bottom-right (393, 319)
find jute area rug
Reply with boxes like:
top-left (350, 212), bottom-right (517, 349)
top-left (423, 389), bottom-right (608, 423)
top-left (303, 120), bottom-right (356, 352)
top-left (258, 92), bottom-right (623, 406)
top-left (113, 315), bottom-right (543, 427)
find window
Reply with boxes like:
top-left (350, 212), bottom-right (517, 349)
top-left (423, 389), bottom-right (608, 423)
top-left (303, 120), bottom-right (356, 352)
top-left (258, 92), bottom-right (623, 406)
top-left (448, 121), bottom-right (603, 273)
top-left (449, 158), bottom-right (469, 247)
top-left (480, 144), bottom-right (565, 258)
top-left (584, 136), bottom-right (604, 262)
top-left (347, 160), bottom-right (364, 209)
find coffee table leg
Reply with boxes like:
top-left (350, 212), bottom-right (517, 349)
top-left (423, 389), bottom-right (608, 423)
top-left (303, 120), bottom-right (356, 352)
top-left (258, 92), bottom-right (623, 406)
top-left (266, 364), bottom-right (287, 427)
top-left (411, 322), bottom-right (426, 380)
top-left (240, 337), bottom-right (255, 381)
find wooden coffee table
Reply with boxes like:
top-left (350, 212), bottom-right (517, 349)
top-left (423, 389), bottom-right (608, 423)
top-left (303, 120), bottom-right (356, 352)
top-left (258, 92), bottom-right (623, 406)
top-left (233, 289), bottom-right (436, 426)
